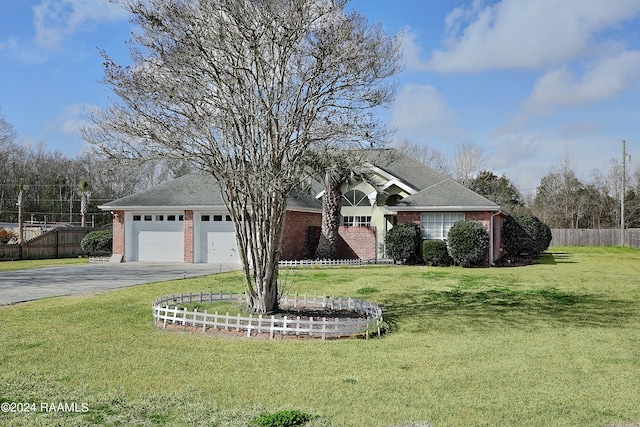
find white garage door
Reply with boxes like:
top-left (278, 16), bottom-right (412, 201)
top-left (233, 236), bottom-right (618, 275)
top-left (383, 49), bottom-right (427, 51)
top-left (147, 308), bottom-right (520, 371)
top-left (205, 232), bottom-right (238, 263)
top-left (197, 213), bottom-right (239, 264)
top-left (138, 231), bottom-right (184, 262)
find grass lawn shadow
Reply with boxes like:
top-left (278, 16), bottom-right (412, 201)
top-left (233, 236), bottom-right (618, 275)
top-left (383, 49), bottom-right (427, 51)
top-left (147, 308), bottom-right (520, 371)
top-left (382, 286), bottom-right (637, 332)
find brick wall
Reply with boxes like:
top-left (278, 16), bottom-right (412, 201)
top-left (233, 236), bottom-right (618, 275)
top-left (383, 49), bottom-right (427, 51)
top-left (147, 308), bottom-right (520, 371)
top-left (281, 210), bottom-right (322, 260)
top-left (337, 226), bottom-right (377, 260)
top-left (112, 210), bottom-right (125, 255)
top-left (183, 210), bottom-right (194, 263)
top-left (397, 211), bottom-right (420, 226)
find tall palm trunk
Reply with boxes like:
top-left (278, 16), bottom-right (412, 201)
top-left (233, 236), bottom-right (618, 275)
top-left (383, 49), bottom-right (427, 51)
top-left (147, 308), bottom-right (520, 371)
top-left (316, 172), bottom-right (342, 260)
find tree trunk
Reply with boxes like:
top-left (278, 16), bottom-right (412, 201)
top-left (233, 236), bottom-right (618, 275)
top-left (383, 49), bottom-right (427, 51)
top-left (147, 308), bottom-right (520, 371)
top-left (316, 173), bottom-right (342, 260)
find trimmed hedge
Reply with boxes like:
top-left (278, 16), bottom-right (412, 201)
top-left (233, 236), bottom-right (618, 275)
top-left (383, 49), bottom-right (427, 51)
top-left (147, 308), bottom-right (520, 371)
top-left (385, 223), bottom-right (422, 264)
top-left (501, 213), bottom-right (552, 262)
top-left (80, 229), bottom-right (113, 253)
top-left (447, 220), bottom-right (489, 267)
top-left (422, 239), bottom-right (453, 266)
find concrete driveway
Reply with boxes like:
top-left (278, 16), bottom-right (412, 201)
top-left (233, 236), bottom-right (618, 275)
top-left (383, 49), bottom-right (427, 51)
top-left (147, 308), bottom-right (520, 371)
top-left (0, 262), bottom-right (241, 305)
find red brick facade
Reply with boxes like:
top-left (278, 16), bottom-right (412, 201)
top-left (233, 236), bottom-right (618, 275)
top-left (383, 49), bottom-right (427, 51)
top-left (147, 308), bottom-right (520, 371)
top-left (280, 210), bottom-right (322, 260)
top-left (183, 210), bottom-right (194, 263)
top-left (336, 226), bottom-right (377, 260)
top-left (111, 210), bottom-right (125, 255)
top-left (396, 210), bottom-right (505, 265)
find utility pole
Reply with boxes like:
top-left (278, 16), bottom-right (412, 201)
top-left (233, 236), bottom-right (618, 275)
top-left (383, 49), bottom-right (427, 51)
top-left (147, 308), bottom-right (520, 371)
top-left (621, 139), bottom-right (626, 246)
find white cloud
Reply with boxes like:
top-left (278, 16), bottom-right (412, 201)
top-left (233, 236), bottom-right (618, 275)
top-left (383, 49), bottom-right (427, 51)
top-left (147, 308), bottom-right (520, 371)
top-left (419, 0), bottom-right (640, 73)
top-left (390, 84), bottom-right (461, 140)
top-left (0, 37), bottom-right (18, 52)
top-left (32, 0), bottom-right (128, 50)
top-left (523, 51), bottom-right (640, 115)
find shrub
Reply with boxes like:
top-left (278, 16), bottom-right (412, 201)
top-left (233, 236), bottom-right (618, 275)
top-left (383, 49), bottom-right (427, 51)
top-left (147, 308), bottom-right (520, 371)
top-left (251, 409), bottom-right (314, 427)
top-left (501, 213), bottom-right (552, 261)
top-left (446, 220), bottom-right (489, 267)
top-left (385, 223), bottom-right (422, 264)
top-left (422, 239), bottom-right (453, 266)
top-left (81, 229), bottom-right (113, 253)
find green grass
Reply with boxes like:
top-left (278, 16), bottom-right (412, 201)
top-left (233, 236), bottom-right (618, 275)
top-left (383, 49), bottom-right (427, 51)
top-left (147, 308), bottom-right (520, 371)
top-left (0, 257), bottom-right (87, 271)
top-left (1, 246), bottom-right (640, 426)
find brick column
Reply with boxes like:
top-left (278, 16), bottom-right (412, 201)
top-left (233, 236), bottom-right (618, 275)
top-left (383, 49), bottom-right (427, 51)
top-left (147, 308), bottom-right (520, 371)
top-left (184, 210), bottom-right (194, 263)
top-left (112, 210), bottom-right (125, 255)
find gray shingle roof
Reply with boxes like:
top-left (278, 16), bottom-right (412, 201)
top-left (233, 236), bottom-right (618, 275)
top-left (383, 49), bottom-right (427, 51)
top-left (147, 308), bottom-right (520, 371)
top-left (99, 173), bottom-right (322, 211)
top-left (366, 149), bottom-right (500, 210)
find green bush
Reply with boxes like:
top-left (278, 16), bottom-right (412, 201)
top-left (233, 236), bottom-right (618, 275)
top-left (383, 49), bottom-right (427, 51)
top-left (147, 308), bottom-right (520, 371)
top-left (422, 239), bottom-right (453, 266)
top-left (385, 223), bottom-right (422, 264)
top-left (251, 409), bottom-right (314, 427)
top-left (446, 220), bottom-right (489, 267)
top-left (80, 229), bottom-right (113, 253)
top-left (501, 213), bottom-right (551, 262)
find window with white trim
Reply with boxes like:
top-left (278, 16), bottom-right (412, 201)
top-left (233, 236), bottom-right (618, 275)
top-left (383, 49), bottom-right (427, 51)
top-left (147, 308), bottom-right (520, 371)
top-left (342, 216), bottom-right (372, 227)
top-left (420, 212), bottom-right (464, 240)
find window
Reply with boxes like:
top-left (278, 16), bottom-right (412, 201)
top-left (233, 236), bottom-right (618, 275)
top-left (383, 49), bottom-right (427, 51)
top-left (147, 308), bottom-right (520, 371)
top-left (226, 215), bottom-right (232, 222)
top-left (167, 215), bottom-right (176, 221)
top-left (342, 189), bottom-right (370, 207)
top-left (178, 215), bottom-right (184, 221)
top-left (201, 215), bottom-right (210, 222)
top-left (213, 215), bottom-right (223, 222)
top-left (342, 216), bottom-right (372, 227)
top-left (133, 215), bottom-right (141, 221)
top-left (155, 215), bottom-right (164, 221)
top-left (144, 215), bottom-right (153, 221)
top-left (420, 212), bottom-right (464, 240)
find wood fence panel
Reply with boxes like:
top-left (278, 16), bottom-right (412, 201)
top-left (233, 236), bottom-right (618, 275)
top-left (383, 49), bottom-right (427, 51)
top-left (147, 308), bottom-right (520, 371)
top-left (0, 228), bottom-right (92, 260)
top-left (550, 228), bottom-right (640, 248)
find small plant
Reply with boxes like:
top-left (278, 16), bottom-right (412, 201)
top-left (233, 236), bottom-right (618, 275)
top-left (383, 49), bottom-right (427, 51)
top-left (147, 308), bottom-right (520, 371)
top-left (422, 239), bottom-right (453, 266)
top-left (80, 229), bottom-right (113, 253)
top-left (446, 220), bottom-right (489, 267)
top-left (251, 409), bottom-right (315, 427)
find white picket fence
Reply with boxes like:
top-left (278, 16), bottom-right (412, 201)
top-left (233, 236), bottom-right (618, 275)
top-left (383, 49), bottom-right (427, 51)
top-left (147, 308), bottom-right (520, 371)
top-left (152, 291), bottom-right (384, 340)
top-left (278, 258), bottom-right (394, 267)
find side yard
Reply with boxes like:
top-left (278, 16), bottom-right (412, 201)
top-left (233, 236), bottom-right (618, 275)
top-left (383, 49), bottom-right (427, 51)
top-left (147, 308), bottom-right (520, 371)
top-left (1, 246), bottom-right (639, 426)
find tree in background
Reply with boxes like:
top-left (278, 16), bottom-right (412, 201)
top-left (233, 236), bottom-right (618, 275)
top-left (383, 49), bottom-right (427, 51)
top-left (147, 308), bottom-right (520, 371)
top-left (83, 0), bottom-right (401, 313)
top-left (453, 142), bottom-right (488, 187)
top-left (16, 179), bottom-right (28, 244)
top-left (468, 170), bottom-right (523, 211)
top-left (397, 140), bottom-right (450, 175)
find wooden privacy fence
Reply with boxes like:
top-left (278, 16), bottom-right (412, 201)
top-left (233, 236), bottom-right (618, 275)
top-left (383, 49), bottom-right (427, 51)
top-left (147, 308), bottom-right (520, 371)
top-left (0, 228), bottom-right (92, 260)
top-left (152, 291), bottom-right (384, 340)
top-left (550, 228), bottom-right (640, 248)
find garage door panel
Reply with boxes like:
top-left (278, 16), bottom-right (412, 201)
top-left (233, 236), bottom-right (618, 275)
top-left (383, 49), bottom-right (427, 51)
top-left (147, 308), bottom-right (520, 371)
top-left (138, 231), bottom-right (184, 262)
top-left (206, 232), bottom-right (239, 264)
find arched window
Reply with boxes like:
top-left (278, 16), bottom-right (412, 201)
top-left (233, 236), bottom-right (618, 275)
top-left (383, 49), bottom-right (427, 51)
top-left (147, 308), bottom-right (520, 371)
top-left (342, 189), bottom-right (370, 206)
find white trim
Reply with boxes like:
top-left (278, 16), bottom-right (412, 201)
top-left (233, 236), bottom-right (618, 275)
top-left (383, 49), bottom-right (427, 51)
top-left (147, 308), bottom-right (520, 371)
top-left (386, 205), bottom-right (500, 212)
top-left (367, 166), bottom-right (418, 194)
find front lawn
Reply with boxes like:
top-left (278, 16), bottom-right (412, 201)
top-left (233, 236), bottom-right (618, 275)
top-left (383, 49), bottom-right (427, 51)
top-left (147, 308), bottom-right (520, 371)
top-left (0, 258), bottom-right (87, 271)
top-left (1, 246), bottom-right (639, 426)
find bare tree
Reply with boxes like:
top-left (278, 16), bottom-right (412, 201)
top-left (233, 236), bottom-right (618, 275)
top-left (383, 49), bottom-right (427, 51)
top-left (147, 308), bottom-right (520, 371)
top-left (397, 140), bottom-right (450, 175)
top-left (83, 0), bottom-right (401, 313)
top-left (453, 141), bottom-right (488, 186)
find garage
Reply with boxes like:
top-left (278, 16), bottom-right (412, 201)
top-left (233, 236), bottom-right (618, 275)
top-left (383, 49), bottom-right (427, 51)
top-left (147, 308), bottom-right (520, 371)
top-left (196, 213), bottom-right (239, 264)
top-left (131, 213), bottom-right (185, 262)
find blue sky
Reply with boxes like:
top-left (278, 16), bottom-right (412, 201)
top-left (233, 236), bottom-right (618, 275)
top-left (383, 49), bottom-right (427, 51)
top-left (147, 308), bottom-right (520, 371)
top-left (1, 0), bottom-right (640, 193)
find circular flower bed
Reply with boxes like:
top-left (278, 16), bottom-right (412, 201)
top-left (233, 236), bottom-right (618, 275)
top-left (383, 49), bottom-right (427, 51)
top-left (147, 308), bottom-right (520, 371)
top-left (152, 292), bottom-right (384, 340)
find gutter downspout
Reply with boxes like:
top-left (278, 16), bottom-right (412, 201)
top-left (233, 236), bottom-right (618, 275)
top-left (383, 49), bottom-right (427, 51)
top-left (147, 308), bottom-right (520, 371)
top-left (490, 210), bottom-right (502, 266)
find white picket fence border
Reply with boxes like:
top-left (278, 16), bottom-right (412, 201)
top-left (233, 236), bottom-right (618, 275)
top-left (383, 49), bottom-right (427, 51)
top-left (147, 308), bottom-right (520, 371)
top-left (152, 291), bottom-right (384, 340)
top-left (278, 259), bottom-right (394, 267)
